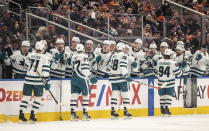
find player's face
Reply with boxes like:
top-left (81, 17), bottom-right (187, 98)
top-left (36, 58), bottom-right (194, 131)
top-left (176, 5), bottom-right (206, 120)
top-left (176, 49), bottom-right (182, 56)
top-left (102, 44), bottom-right (110, 53)
top-left (21, 46), bottom-right (29, 55)
top-left (57, 43), bottom-right (64, 52)
top-left (71, 41), bottom-right (78, 49)
top-left (160, 46), bottom-right (167, 54)
top-left (150, 48), bottom-right (156, 54)
top-left (124, 47), bottom-right (129, 54)
top-left (134, 43), bottom-right (141, 51)
top-left (85, 43), bottom-right (93, 52)
top-left (110, 44), bottom-right (116, 53)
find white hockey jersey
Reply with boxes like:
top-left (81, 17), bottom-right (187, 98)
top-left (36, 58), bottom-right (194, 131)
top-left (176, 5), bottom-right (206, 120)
top-left (174, 53), bottom-right (190, 76)
top-left (71, 53), bottom-right (91, 79)
top-left (109, 52), bottom-right (129, 83)
top-left (94, 48), bottom-right (111, 78)
top-left (24, 52), bottom-right (50, 85)
top-left (155, 59), bottom-right (182, 88)
top-left (65, 46), bottom-right (77, 54)
top-left (4, 50), bottom-right (29, 78)
top-left (129, 49), bottom-right (145, 76)
top-left (50, 48), bottom-right (72, 78)
top-left (190, 51), bottom-right (209, 77)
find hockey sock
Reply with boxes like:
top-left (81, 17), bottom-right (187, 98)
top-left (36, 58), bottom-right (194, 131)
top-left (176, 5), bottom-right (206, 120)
top-left (82, 96), bottom-right (89, 112)
top-left (160, 95), bottom-right (166, 107)
top-left (31, 97), bottom-right (42, 114)
top-left (70, 93), bottom-right (79, 111)
top-left (111, 91), bottom-right (120, 110)
top-left (121, 92), bottom-right (130, 109)
top-left (20, 96), bottom-right (31, 113)
top-left (165, 95), bottom-right (172, 108)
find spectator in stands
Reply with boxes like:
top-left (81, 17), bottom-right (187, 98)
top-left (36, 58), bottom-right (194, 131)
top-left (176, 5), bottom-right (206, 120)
top-left (161, 1), bottom-right (172, 17)
top-left (35, 26), bottom-right (49, 41)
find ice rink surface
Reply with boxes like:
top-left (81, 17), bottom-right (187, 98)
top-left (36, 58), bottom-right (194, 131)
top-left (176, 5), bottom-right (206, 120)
top-left (1, 114), bottom-right (209, 131)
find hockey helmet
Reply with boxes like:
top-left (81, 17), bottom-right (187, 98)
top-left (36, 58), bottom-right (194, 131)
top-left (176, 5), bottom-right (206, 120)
top-left (177, 41), bottom-right (184, 46)
top-left (56, 38), bottom-right (64, 44)
top-left (35, 41), bottom-right (45, 51)
top-left (109, 40), bottom-right (116, 45)
top-left (135, 38), bottom-right (142, 45)
top-left (103, 40), bottom-right (111, 45)
top-left (76, 44), bottom-right (85, 52)
top-left (176, 45), bottom-right (185, 51)
top-left (116, 42), bottom-right (125, 51)
top-left (164, 49), bottom-right (173, 56)
top-left (149, 43), bottom-right (157, 49)
top-left (72, 37), bottom-right (80, 43)
top-left (160, 42), bottom-right (168, 47)
top-left (21, 41), bottom-right (30, 47)
top-left (41, 40), bottom-right (47, 46)
top-left (85, 40), bottom-right (94, 44)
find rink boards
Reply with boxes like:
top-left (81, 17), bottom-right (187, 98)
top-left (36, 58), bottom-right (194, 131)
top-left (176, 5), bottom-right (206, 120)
top-left (0, 78), bottom-right (209, 122)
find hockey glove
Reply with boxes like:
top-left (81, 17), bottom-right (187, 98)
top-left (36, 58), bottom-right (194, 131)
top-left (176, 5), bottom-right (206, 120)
top-left (55, 53), bottom-right (60, 61)
top-left (1, 51), bottom-right (8, 60)
top-left (195, 54), bottom-right (202, 61)
top-left (123, 74), bottom-right (132, 82)
top-left (59, 53), bottom-right (64, 60)
top-left (131, 62), bottom-right (137, 68)
top-left (88, 74), bottom-right (98, 84)
top-left (181, 61), bottom-right (187, 68)
top-left (67, 57), bottom-right (71, 65)
top-left (95, 55), bottom-right (102, 63)
top-left (44, 80), bottom-right (51, 90)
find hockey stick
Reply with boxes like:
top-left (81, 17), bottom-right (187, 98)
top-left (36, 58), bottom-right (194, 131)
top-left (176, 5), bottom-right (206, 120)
top-left (31, 61), bottom-right (60, 105)
top-left (178, 51), bottom-right (185, 89)
top-left (132, 80), bottom-right (161, 89)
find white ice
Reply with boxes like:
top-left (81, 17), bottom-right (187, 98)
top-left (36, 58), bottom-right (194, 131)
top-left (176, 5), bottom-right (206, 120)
top-left (1, 115), bottom-right (209, 131)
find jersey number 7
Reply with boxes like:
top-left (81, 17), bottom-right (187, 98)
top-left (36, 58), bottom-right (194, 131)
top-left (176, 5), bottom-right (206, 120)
top-left (29, 59), bottom-right (40, 72)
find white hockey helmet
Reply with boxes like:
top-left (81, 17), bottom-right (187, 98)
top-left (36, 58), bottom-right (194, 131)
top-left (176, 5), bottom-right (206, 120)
top-left (85, 40), bottom-right (93, 44)
top-left (149, 43), bottom-right (157, 49)
top-left (177, 41), bottom-right (184, 46)
top-left (103, 40), bottom-right (111, 45)
top-left (124, 44), bottom-right (130, 49)
top-left (116, 42), bottom-right (125, 51)
top-left (21, 41), bottom-right (30, 47)
top-left (160, 42), bottom-right (168, 47)
top-left (164, 49), bottom-right (173, 56)
top-left (72, 36), bottom-right (80, 43)
top-left (176, 45), bottom-right (185, 51)
top-left (35, 41), bottom-right (45, 51)
top-left (109, 40), bottom-right (116, 45)
top-left (56, 38), bottom-right (64, 44)
top-left (135, 38), bottom-right (142, 45)
top-left (40, 40), bottom-right (47, 46)
top-left (76, 44), bottom-right (85, 52)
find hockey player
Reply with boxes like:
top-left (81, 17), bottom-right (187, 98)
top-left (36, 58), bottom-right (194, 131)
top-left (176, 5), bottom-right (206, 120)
top-left (65, 36), bottom-right (80, 54)
top-left (84, 40), bottom-right (97, 75)
top-left (155, 49), bottom-right (182, 116)
top-left (174, 45), bottom-right (190, 76)
top-left (109, 42), bottom-right (132, 119)
top-left (109, 40), bottom-right (117, 53)
top-left (143, 43), bottom-right (158, 77)
top-left (190, 48), bottom-right (209, 77)
top-left (93, 40), bottom-right (111, 78)
top-left (4, 41), bottom-right (30, 78)
top-left (19, 41), bottom-right (51, 123)
top-left (129, 38), bottom-right (145, 77)
top-left (153, 41), bottom-right (169, 62)
top-left (70, 44), bottom-right (97, 120)
top-left (50, 38), bottom-right (72, 78)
